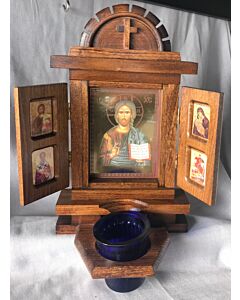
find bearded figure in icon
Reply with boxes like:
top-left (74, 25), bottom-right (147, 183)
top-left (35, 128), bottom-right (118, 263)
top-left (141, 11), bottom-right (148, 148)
top-left (32, 103), bottom-right (52, 136)
top-left (99, 100), bottom-right (149, 169)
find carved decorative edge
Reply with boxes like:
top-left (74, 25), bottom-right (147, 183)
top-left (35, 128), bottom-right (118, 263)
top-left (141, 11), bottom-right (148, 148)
top-left (79, 4), bottom-right (171, 51)
top-left (112, 4), bottom-right (130, 13)
top-left (96, 7), bottom-right (112, 21)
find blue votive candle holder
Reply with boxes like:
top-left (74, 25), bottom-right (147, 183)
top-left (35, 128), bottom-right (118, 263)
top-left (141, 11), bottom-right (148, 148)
top-left (93, 211), bottom-right (151, 292)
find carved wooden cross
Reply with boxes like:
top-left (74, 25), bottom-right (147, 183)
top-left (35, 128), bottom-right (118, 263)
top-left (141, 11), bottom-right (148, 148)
top-left (116, 18), bottom-right (139, 49)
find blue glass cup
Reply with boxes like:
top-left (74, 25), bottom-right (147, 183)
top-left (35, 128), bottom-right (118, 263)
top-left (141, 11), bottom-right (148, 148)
top-left (93, 211), bottom-right (151, 292)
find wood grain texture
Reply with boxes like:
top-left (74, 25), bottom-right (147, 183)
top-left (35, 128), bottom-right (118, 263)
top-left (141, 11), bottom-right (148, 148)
top-left (145, 213), bottom-right (188, 232)
top-left (69, 70), bottom-right (180, 85)
top-left (162, 40), bottom-right (171, 52)
top-left (84, 18), bottom-right (99, 33)
top-left (79, 7), bottom-right (164, 50)
top-left (70, 189), bottom-right (175, 200)
top-left (131, 5), bottom-right (146, 16)
top-left (89, 15), bottom-right (162, 50)
top-left (164, 85), bottom-right (179, 187)
top-left (70, 80), bottom-right (83, 188)
top-left (78, 4), bottom-right (172, 51)
top-left (51, 55), bottom-right (198, 75)
top-left (148, 213), bottom-right (176, 227)
top-left (145, 11), bottom-right (161, 26)
top-left (14, 88), bottom-right (24, 204)
top-left (79, 31), bottom-right (90, 47)
top-left (95, 7), bottom-right (112, 21)
top-left (71, 215), bottom-right (100, 225)
top-left (68, 47), bottom-right (180, 61)
top-left (14, 83), bottom-right (69, 206)
top-left (167, 214), bottom-right (188, 233)
top-left (47, 8), bottom-right (202, 222)
top-left (177, 87), bottom-right (224, 205)
top-left (122, 18), bottom-right (133, 49)
top-left (56, 216), bottom-right (76, 234)
top-left (81, 81), bottom-right (89, 187)
top-left (88, 81), bottom-right (163, 90)
top-left (56, 189), bottom-right (190, 216)
top-left (112, 4), bottom-right (130, 13)
top-left (74, 225), bottom-right (169, 279)
top-left (55, 213), bottom-right (188, 234)
top-left (157, 24), bottom-right (169, 39)
top-left (158, 85), bottom-right (179, 187)
top-left (89, 179), bottom-right (159, 189)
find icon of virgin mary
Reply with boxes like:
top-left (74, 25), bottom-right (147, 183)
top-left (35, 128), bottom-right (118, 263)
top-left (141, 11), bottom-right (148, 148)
top-left (192, 107), bottom-right (209, 139)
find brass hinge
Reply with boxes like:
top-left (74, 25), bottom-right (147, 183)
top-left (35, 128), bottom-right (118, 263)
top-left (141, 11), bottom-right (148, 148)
top-left (68, 151), bottom-right (72, 164)
top-left (68, 102), bottom-right (71, 120)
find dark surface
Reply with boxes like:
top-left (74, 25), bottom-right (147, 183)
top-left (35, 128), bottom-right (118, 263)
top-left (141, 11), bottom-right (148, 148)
top-left (93, 212), bottom-right (151, 261)
top-left (105, 277), bottom-right (145, 293)
top-left (137, 0), bottom-right (231, 20)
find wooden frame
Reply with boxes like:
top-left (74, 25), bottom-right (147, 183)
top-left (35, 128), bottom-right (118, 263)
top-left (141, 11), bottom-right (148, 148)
top-left (177, 87), bottom-right (223, 205)
top-left (56, 189), bottom-right (189, 216)
top-left (70, 79), bottom-right (178, 190)
top-left (14, 83), bottom-right (69, 205)
top-left (51, 49), bottom-right (197, 86)
top-left (71, 80), bottom-right (89, 188)
top-left (51, 48), bottom-right (197, 194)
top-left (158, 84), bottom-right (179, 187)
top-left (52, 48), bottom-right (197, 88)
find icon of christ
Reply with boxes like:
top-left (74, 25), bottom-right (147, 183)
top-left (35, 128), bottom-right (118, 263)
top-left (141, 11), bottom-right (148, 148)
top-left (99, 100), bottom-right (151, 171)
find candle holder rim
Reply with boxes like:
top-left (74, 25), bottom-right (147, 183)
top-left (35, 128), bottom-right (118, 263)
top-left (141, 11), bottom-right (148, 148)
top-left (93, 211), bottom-right (151, 247)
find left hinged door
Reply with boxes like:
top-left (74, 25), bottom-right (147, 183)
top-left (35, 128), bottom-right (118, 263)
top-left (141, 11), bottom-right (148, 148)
top-left (14, 83), bottom-right (69, 205)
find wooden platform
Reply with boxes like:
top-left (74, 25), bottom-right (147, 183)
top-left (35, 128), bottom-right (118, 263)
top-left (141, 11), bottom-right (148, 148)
top-left (56, 214), bottom-right (188, 234)
top-left (55, 189), bottom-right (189, 234)
top-left (56, 189), bottom-right (190, 216)
top-left (74, 225), bottom-right (169, 279)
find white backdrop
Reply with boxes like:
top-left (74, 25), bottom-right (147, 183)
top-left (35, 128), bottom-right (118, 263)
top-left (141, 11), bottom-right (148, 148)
top-left (10, 1), bottom-right (231, 299)
top-left (10, 0), bottom-right (231, 216)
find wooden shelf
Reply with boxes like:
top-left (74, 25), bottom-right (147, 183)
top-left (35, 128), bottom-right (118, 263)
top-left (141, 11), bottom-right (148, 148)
top-left (56, 213), bottom-right (188, 234)
top-left (56, 189), bottom-right (190, 216)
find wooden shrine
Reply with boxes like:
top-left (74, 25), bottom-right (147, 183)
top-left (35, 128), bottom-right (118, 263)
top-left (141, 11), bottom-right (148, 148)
top-left (14, 4), bottom-right (223, 281)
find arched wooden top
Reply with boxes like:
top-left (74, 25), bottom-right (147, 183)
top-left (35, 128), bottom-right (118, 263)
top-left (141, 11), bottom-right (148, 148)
top-left (80, 4), bottom-right (171, 51)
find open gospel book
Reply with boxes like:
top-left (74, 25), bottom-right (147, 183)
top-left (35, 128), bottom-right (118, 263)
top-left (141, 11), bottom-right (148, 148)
top-left (129, 143), bottom-right (151, 160)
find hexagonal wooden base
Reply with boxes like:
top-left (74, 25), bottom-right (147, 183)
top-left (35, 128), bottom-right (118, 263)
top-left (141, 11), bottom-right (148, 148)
top-left (74, 225), bottom-right (169, 279)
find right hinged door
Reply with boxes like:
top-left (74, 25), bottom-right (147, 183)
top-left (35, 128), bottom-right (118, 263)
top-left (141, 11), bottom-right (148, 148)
top-left (177, 87), bottom-right (223, 206)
